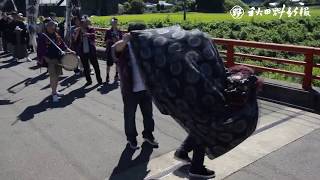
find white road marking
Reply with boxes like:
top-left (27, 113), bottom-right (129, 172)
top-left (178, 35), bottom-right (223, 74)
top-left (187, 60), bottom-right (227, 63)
top-left (140, 103), bottom-right (320, 180)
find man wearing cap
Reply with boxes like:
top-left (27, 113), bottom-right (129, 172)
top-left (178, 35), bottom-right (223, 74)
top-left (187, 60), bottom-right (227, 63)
top-left (37, 20), bottom-right (74, 102)
top-left (104, 17), bottom-right (122, 83)
top-left (74, 15), bottom-right (102, 86)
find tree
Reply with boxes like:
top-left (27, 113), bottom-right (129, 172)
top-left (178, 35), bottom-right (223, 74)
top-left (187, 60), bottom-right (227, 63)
top-left (129, 0), bottom-right (145, 14)
top-left (195, 0), bottom-right (225, 13)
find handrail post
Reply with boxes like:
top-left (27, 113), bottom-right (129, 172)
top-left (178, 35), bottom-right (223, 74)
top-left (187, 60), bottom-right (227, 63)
top-left (302, 52), bottom-right (314, 90)
top-left (226, 44), bottom-right (235, 67)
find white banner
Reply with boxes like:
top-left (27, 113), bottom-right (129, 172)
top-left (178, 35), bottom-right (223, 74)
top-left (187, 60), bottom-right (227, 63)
top-left (65, 0), bottom-right (71, 39)
top-left (26, 0), bottom-right (40, 49)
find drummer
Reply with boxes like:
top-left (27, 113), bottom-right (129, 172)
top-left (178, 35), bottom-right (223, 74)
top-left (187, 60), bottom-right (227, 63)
top-left (37, 19), bottom-right (74, 103)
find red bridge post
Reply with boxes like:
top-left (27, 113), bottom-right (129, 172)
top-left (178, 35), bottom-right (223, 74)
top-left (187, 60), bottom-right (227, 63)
top-left (302, 53), bottom-right (314, 90)
top-left (226, 44), bottom-right (235, 67)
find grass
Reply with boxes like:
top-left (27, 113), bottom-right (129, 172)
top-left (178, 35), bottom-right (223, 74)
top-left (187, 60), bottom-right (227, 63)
top-left (91, 7), bottom-right (320, 27)
top-left (91, 7), bottom-right (320, 87)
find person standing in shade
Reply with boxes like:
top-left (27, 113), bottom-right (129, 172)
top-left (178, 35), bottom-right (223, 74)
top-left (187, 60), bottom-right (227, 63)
top-left (112, 23), bottom-right (159, 150)
top-left (70, 16), bottom-right (82, 76)
top-left (104, 17), bottom-right (122, 83)
top-left (37, 20), bottom-right (74, 103)
top-left (11, 12), bottom-right (31, 62)
top-left (74, 15), bottom-right (102, 86)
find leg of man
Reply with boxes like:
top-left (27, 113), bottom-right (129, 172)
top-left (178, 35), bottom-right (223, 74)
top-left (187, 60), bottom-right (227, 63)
top-left (2, 36), bottom-right (7, 52)
top-left (45, 58), bottom-right (62, 102)
top-left (0, 37), bottom-right (3, 52)
top-left (188, 136), bottom-right (215, 178)
top-left (89, 53), bottom-right (102, 84)
top-left (174, 135), bottom-right (194, 162)
top-left (80, 53), bottom-right (92, 84)
top-left (106, 65), bottom-right (110, 82)
top-left (106, 57), bottom-right (113, 83)
top-left (178, 135), bottom-right (195, 153)
top-left (190, 144), bottom-right (205, 172)
top-left (139, 91), bottom-right (155, 139)
top-left (123, 93), bottom-right (139, 141)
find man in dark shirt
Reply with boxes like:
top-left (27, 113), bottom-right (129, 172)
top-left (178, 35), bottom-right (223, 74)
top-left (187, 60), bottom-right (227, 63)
top-left (74, 16), bottom-right (102, 86)
top-left (11, 12), bottom-right (30, 61)
top-left (104, 17), bottom-right (122, 83)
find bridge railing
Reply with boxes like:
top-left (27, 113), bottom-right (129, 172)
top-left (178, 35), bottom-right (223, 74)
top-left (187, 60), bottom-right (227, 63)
top-left (94, 27), bottom-right (320, 90)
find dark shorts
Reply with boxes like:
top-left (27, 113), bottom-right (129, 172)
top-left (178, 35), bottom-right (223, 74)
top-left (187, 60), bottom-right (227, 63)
top-left (106, 47), bottom-right (114, 67)
top-left (106, 58), bottom-right (114, 66)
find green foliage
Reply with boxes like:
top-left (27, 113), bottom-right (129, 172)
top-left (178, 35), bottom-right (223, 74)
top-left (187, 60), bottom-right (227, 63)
top-left (92, 11), bottom-right (320, 86)
top-left (196, 0), bottom-right (225, 13)
top-left (125, 0), bottom-right (145, 14)
top-left (224, 0), bottom-right (249, 11)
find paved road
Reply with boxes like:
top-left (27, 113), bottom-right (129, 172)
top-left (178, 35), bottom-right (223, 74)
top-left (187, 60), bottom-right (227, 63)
top-left (0, 53), bottom-right (187, 180)
top-left (225, 129), bottom-right (320, 180)
top-left (1, 53), bottom-right (320, 180)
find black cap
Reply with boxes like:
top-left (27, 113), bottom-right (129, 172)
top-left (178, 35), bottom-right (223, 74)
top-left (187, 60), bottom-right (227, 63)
top-left (49, 12), bottom-right (56, 17)
top-left (128, 22), bottom-right (146, 32)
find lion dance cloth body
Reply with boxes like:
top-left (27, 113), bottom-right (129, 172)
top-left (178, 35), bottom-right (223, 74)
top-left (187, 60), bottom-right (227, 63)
top-left (130, 26), bottom-right (260, 159)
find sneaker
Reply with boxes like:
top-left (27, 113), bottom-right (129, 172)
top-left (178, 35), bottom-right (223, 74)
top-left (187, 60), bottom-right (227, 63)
top-left (127, 139), bottom-right (140, 150)
top-left (143, 136), bottom-right (159, 148)
top-left (26, 57), bottom-right (32, 62)
top-left (90, 67), bottom-right (94, 75)
top-left (85, 81), bottom-right (92, 86)
top-left (55, 92), bottom-right (64, 97)
top-left (174, 150), bottom-right (191, 163)
top-left (52, 94), bottom-right (61, 103)
top-left (189, 166), bottom-right (215, 179)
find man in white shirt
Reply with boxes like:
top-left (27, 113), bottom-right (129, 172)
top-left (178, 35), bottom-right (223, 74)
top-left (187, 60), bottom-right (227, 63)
top-left (112, 23), bottom-right (158, 150)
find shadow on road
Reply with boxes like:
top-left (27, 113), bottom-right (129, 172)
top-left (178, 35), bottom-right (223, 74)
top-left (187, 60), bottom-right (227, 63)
top-left (0, 59), bottom-right (23, 69)
top-left (7, 72), bottom-right (49, 94)
top-left (59, 74), bottom-right (81, 92)
top-left (0, 99), bottom-right (21, 105)
top-left (109, 142), bottom-right (154, 180)
top-left (98, 81), bottom-right (119, 95)
top-left (17, 96), bottom-right (51, 122)
top-left (0, 53), bottom-right (12, 59)
top-left (17, 84), bottom-right (99, 122)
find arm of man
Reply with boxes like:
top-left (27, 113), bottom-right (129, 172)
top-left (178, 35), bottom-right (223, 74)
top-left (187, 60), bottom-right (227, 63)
top-left (113, 33), bottom-right (130, 53)
top-left (73, 27), bottom-right (80, 41)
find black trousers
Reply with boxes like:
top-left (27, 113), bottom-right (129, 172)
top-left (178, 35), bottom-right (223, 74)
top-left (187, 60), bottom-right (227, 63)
top-left (178, 135), bottom-right (205, 171)
top-left (123, 90), bottom-right (155, 141)
top-left (80, 53), bottom-right (102, 83)
top-left (2, 36), bottom-right (7, 52)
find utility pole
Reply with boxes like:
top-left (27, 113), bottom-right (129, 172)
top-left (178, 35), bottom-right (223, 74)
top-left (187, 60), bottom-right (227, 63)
top-left (183, 0), bottom-right (186, 20)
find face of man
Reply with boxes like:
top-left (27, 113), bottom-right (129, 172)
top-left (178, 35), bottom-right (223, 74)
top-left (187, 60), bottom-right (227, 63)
top-left (81, 20), bottom-right (90, 28)
top-left (46, 23), bottom-right (56, 34)
top-left (111, 19), bottom-right (118, 29)
top-left (75, 19), bottom-right (81, 26)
